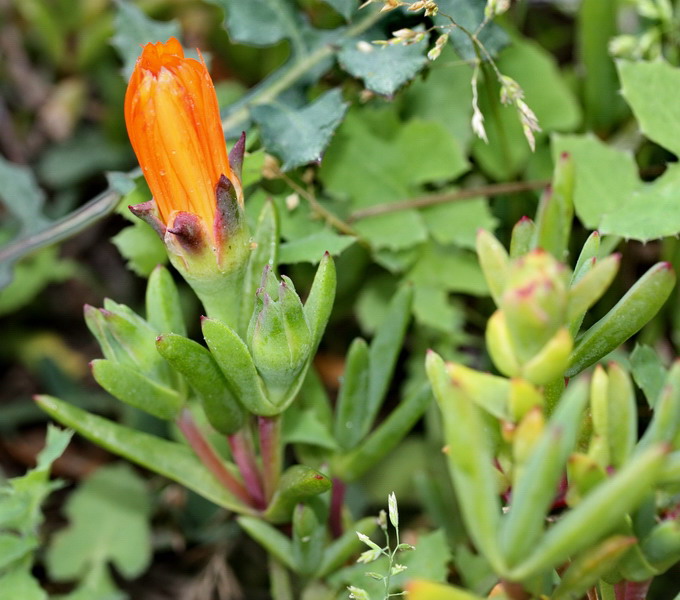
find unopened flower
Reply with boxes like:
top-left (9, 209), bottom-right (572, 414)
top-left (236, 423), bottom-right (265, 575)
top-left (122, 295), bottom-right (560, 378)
top-left (124, 38), bottom-right (250, 325)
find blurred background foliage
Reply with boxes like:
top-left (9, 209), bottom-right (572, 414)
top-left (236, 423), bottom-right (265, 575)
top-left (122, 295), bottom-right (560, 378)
top-left (1, 0), bottom-right (680, 598)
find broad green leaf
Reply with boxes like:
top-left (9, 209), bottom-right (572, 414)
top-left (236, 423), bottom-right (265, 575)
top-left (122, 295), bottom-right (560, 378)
top-left (599, 163), bottom-right (680, 240)
top-left (618, 59), bottom-right (680, 157)
top-left (35, 395), bottom-right (255, 514)
top-left (338, 34), bottom-right (427, 96)
top-left (46, 464), bottom-right (151, 581)
top-left (321, 0), bottom-right (356, 19)
top-left (0, 535), bottom-right (38, 569)
top-left (355, 211), bottom-right (428, 251)
top-left (407, 243), bottom-right (488, 296)
top-left (435, 0), bottom-right (509, 60)
top-left (412, 286), bottom-right (464, 334)
top-left (251, 89), bottom-right (349, 171)
top-left (402, 45), bottom-right (474, 148)
top-left (320, 110), bottom-right (469, 209)
top-left (279, 230), bottom-right (355, 264)
top-left (38, 130), bottom-right (130, 189)
top-left (422, 197), bottom-right (498, 250)
top-left (0, 156), bottom-right (49, 236)
top-left (0, 248), bottom-right (77, 316)
top-left (111, 221), bottom-right (167, 277)
top-left (0, 565), bottom-right (46, 600)
top-left (552, 134), bottom-right (639, 230)
top-left (111, 0), bottom-right (181, 78)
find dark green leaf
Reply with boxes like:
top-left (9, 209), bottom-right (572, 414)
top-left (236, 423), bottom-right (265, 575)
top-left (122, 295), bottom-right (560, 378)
top-left (111, 0), bottom-right (181, 78)
top-left (338, 35), bottom-right (427, 96)
top-left (0, 156), bottom-right (49, 236)
top-left (251, 89), bottom-right (349, 171)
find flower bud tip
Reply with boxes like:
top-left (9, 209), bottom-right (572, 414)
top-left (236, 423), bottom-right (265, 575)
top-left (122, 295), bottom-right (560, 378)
top-left (560, 151), bottom-right (570, 160)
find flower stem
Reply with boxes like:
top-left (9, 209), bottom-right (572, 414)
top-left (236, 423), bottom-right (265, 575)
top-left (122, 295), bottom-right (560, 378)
top-left (259, 415), bottom-right (283, 502)
top-left (330, 477), bottom-right (346, 538)
top-left (176, 409), bottom-right (253, 507)
top-left (228, 427), bottom-right (267, 510)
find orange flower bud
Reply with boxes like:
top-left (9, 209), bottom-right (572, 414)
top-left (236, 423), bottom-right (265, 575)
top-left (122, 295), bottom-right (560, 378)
top-left (124, 37), bottom-right (241, 234)
top-left (124, 38), bottom-right (250, 329)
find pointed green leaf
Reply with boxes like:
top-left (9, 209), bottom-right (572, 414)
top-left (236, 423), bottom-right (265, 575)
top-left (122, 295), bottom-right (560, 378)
top-left (426, 351), bottom-right (504, 572)
top-left (566, 262), bottom-right (676, 377)
top-left (91, 360), bottom-right (183, 420)
top-left (333, 385), bottom-right (431, 482)
top-left (303, 252), bottom-right (337, 352)
top-left (237, 516), bottom-right (296, 570)
top-left (334, 337), bottom-right (370, 450)
top-left (500, 379), bottom-right (588, 566)
top-left (263, 465), bottom-right (331, 524)
top-left (241, 199), bottom-right (279, 333)
top-left (201, 317), bottom-right (277, 416)
top-left (35, 395), bottom-right (254, 514)
top-left (509, 444), bottom-right (669, 579)
top-left (146, 265), bottom-right (186, 337)
top-left (156, 334), bottom-right (245, 435)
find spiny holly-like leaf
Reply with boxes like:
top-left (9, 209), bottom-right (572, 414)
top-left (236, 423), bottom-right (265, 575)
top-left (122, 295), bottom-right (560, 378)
top-left (111, 0), bottom-right (181, 79)
top-left (46, 463), bottom-right (152, 582)
top-left (338, 35), bottom-right (428, 97)
top-left (208, 0), bottom-right (302, 47)
top-left (251, 89), bottom-right (349, 171)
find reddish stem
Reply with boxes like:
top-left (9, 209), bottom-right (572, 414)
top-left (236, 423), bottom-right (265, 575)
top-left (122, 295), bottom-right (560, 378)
top-left (614, 580), bottom-right (652, 600)
top-left (330, 477), bottom-right (346, 538)
top-left (258, 415), bottom-right (282, 502)
top-left (228, 428), bottom-right (266, 510)
top-left (176, 409), bottom-right (253, 507)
